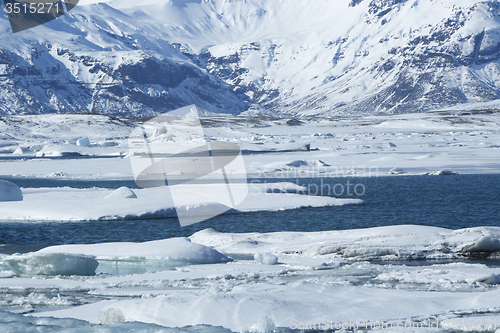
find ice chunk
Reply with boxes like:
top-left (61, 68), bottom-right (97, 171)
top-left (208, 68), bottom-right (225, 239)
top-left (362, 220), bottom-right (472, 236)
top-left (254, 253), bottom-right (278, 265)
top-left (76, 137), bottom-right (91, 147)
top-left (285, 160), bottom-right (330, 168)
top-left (426, 170), bottom-right (458, 175)
top-left (100, 140), bottom-right (118, 147)
top-left (104, 187), bottom-right (137, 199)
top-left (6, 253), bottom-right (98, 276)
top-left (389, 167), bottom-right (407, 175)
top-left (37, 238), bottom-right (231, 265)
top-left (265, 182), bottom-right (306, 194)
top-left (0, 180), bottom-right (23, 202)
top-left (12, 147), bottom-right (31, 155)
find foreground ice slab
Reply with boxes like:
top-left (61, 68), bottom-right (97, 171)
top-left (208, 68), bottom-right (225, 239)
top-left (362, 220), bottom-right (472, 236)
top-left (95, 283), bottom-right (500, 332)
top-left (2, 225), bottom-right (497, 332)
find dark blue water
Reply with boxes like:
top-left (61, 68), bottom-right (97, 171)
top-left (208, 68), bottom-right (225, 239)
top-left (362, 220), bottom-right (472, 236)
top-left (1, 174), bottom-right (499, 251)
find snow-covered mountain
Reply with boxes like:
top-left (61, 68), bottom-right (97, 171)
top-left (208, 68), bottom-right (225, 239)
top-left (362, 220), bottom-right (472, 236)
top-left (0, 0), bottom-right (499, 116)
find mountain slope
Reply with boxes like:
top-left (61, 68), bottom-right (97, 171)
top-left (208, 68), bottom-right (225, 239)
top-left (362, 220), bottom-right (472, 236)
top-left (0, 0), bottom-right (499, 116)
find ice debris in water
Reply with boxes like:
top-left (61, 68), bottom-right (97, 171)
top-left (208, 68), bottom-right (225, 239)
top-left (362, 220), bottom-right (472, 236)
top-left (425, 170), bottom-right (459, 175)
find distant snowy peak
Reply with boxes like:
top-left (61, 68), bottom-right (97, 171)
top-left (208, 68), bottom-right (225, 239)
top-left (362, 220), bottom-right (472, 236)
top-left (0, 0), bottom-right (499, 116)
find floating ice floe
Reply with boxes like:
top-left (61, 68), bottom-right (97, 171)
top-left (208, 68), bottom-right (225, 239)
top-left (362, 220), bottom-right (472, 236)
top-left (0, 180), bottom-right (23, 202)
top-left (286, 159), bottom-right (330, 168)
top-left (0, 182), bottom-right (361, 222)
top-left (189, 225), bottom-right (500, 261)
top-left (36, 237), bottom-right (231, 266)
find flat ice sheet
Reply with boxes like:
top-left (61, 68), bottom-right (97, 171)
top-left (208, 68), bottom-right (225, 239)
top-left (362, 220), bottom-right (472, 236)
top-left (0, 183), bottom-right (361, 222)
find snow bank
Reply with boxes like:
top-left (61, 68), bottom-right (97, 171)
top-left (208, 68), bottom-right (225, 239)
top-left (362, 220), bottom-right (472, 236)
top-left (37, 238), bottom-right (230, 265)
top-left (6, 253), bottom-right (98, 276)
top-left (0, 180), bottom-right (23, 202)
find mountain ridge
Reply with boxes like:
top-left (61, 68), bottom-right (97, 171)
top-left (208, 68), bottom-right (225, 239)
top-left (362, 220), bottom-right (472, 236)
top-left (0, 0), bottom-right (499, 116)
